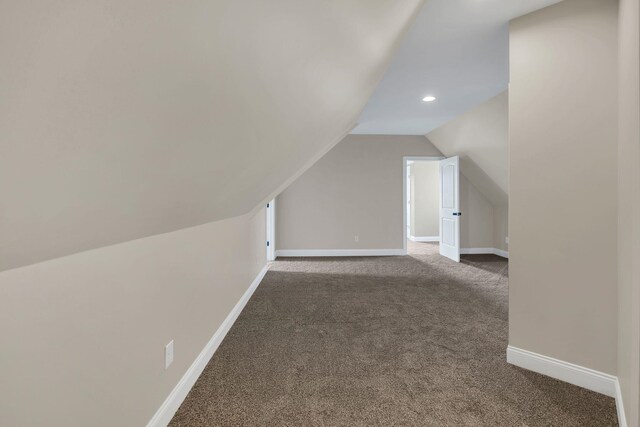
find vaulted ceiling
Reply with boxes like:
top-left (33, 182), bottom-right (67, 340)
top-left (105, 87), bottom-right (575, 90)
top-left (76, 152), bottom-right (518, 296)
top-left (0, 0), bottom-right (424, 271)
top-left (352, 0), bottom-right (562, 135)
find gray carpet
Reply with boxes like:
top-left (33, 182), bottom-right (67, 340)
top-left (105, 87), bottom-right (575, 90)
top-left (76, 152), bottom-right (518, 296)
top-left (169, 242), bottom-right (618, 426)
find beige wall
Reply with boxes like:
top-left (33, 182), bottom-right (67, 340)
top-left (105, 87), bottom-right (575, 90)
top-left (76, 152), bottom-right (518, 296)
top-left (0, 209), bottom-right (266, 427)
top-left (276, 135), bottom-right (442, 250)
top-left (276, 134), bottom-right (500, 252)
top-left (509, 0), bottom-right (618, 374)
top-left (426, 91), bottom-right (509, 252)
top-left (0, 0), bottom-right (423, 272)
top-left (459, 175), bottom-right (495, 250)
top-left (493, 204), bottom-right (509, 252)
top-left (0, 3), bottom-right (426, 424)
top-left (618, 0), bottom-right (640, 424)
top-left (410, 161), bottom-right (440, 238)
top-left (427, 91), bottom-right (509, 207)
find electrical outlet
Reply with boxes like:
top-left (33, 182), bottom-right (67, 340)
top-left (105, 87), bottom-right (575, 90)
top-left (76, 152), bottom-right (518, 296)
top-left (505, 237), bottom-right (509, 245)
top-left (354, 235), bottom-right (359, 242)
top-left (165, 340), bottom-right (174, 369)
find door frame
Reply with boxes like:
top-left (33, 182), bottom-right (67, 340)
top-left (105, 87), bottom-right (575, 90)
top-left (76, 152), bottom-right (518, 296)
top-left (403, 156), bottom-right (445, 254)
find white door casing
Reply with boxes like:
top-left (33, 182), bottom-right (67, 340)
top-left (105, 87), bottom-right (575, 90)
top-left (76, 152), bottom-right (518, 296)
top-left (439, 156), bottom-right (461, 262)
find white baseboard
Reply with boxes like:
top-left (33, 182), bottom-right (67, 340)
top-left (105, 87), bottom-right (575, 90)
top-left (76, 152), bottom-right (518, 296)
top-left (409, 236), bottom-right (440, 242)
top-left (493, 248), bottom-right (509, 258)
top-left (506, 345), bottom-right (616, 397)
top-left (460, 247), bottom-right (509, 259)
top-left (146, 265), bottom-right (269, 427)
top-left (275, 249), bottom-right (406, 257)
top-left (615, 379), bottom-right (628, 427)
top-left (275, 248), bottom-right (508, 258)
top-left (507, 346), bottom-right (627, 426)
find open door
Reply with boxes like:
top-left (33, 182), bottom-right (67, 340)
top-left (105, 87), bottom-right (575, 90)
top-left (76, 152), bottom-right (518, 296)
top-left (266, 199), bottom-right (275, 261)
top-left (439, 156), bottom-right (461, 262)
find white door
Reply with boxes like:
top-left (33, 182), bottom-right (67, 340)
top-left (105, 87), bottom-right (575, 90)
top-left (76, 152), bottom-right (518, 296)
top-left (406, 163), bottom-right (412, 237)
top-left (439, 156), bottom-right (461, 262)
top-left (266, 199), bottom-right (275, 261)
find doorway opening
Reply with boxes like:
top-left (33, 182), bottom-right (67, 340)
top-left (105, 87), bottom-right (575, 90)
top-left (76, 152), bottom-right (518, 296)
top-left (403, 156), bottom-right (461, 261)
top-left (404, 157), bottom-right (441, 256)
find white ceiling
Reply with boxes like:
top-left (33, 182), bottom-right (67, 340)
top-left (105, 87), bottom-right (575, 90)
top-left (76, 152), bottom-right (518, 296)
top-left (352, 0), bottom-right (563, 135)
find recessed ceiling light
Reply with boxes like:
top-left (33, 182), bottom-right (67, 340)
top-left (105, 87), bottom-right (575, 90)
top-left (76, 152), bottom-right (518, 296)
top-left (422, 96), bottom-right (437, 102)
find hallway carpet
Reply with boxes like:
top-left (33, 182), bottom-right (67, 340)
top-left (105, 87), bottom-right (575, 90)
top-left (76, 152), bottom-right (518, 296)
top-left (169, 242), bottom-right (618, 426)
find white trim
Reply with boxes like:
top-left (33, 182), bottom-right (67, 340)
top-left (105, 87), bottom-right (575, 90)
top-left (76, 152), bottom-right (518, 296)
top-left (404, 156), bottom-right (446, 162)
top-left (460, 247), bottom-right (496, 254)
top-left (615, 379), bottom-right (628, 427)
top-left (506, 346), bottom-right (616, 397)
top-left (493, 248), bottom-right (509, 258)
top-left (403, 156), bottom-right (444, 255)
top-left (147, 265), bottom-right (269, 427)
top-left (460, 247), bottom-right (509, 258)
top-left (275, 249), bottom-right (406, 258)
top-left (409, 235), bottom-right (440, 242)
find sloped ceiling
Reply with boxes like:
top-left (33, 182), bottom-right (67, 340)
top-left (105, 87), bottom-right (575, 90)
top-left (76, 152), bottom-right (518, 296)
top-left (426, 91), bottom-right (508, 206)
top-left (0, 0), bottom-right (424, 271)
top-left (352, 0), bottom-right (561, 135)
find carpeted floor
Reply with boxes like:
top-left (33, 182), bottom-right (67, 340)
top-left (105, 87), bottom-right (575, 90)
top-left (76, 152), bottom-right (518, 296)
top-left (169, 242), bottom-right (618, 426)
